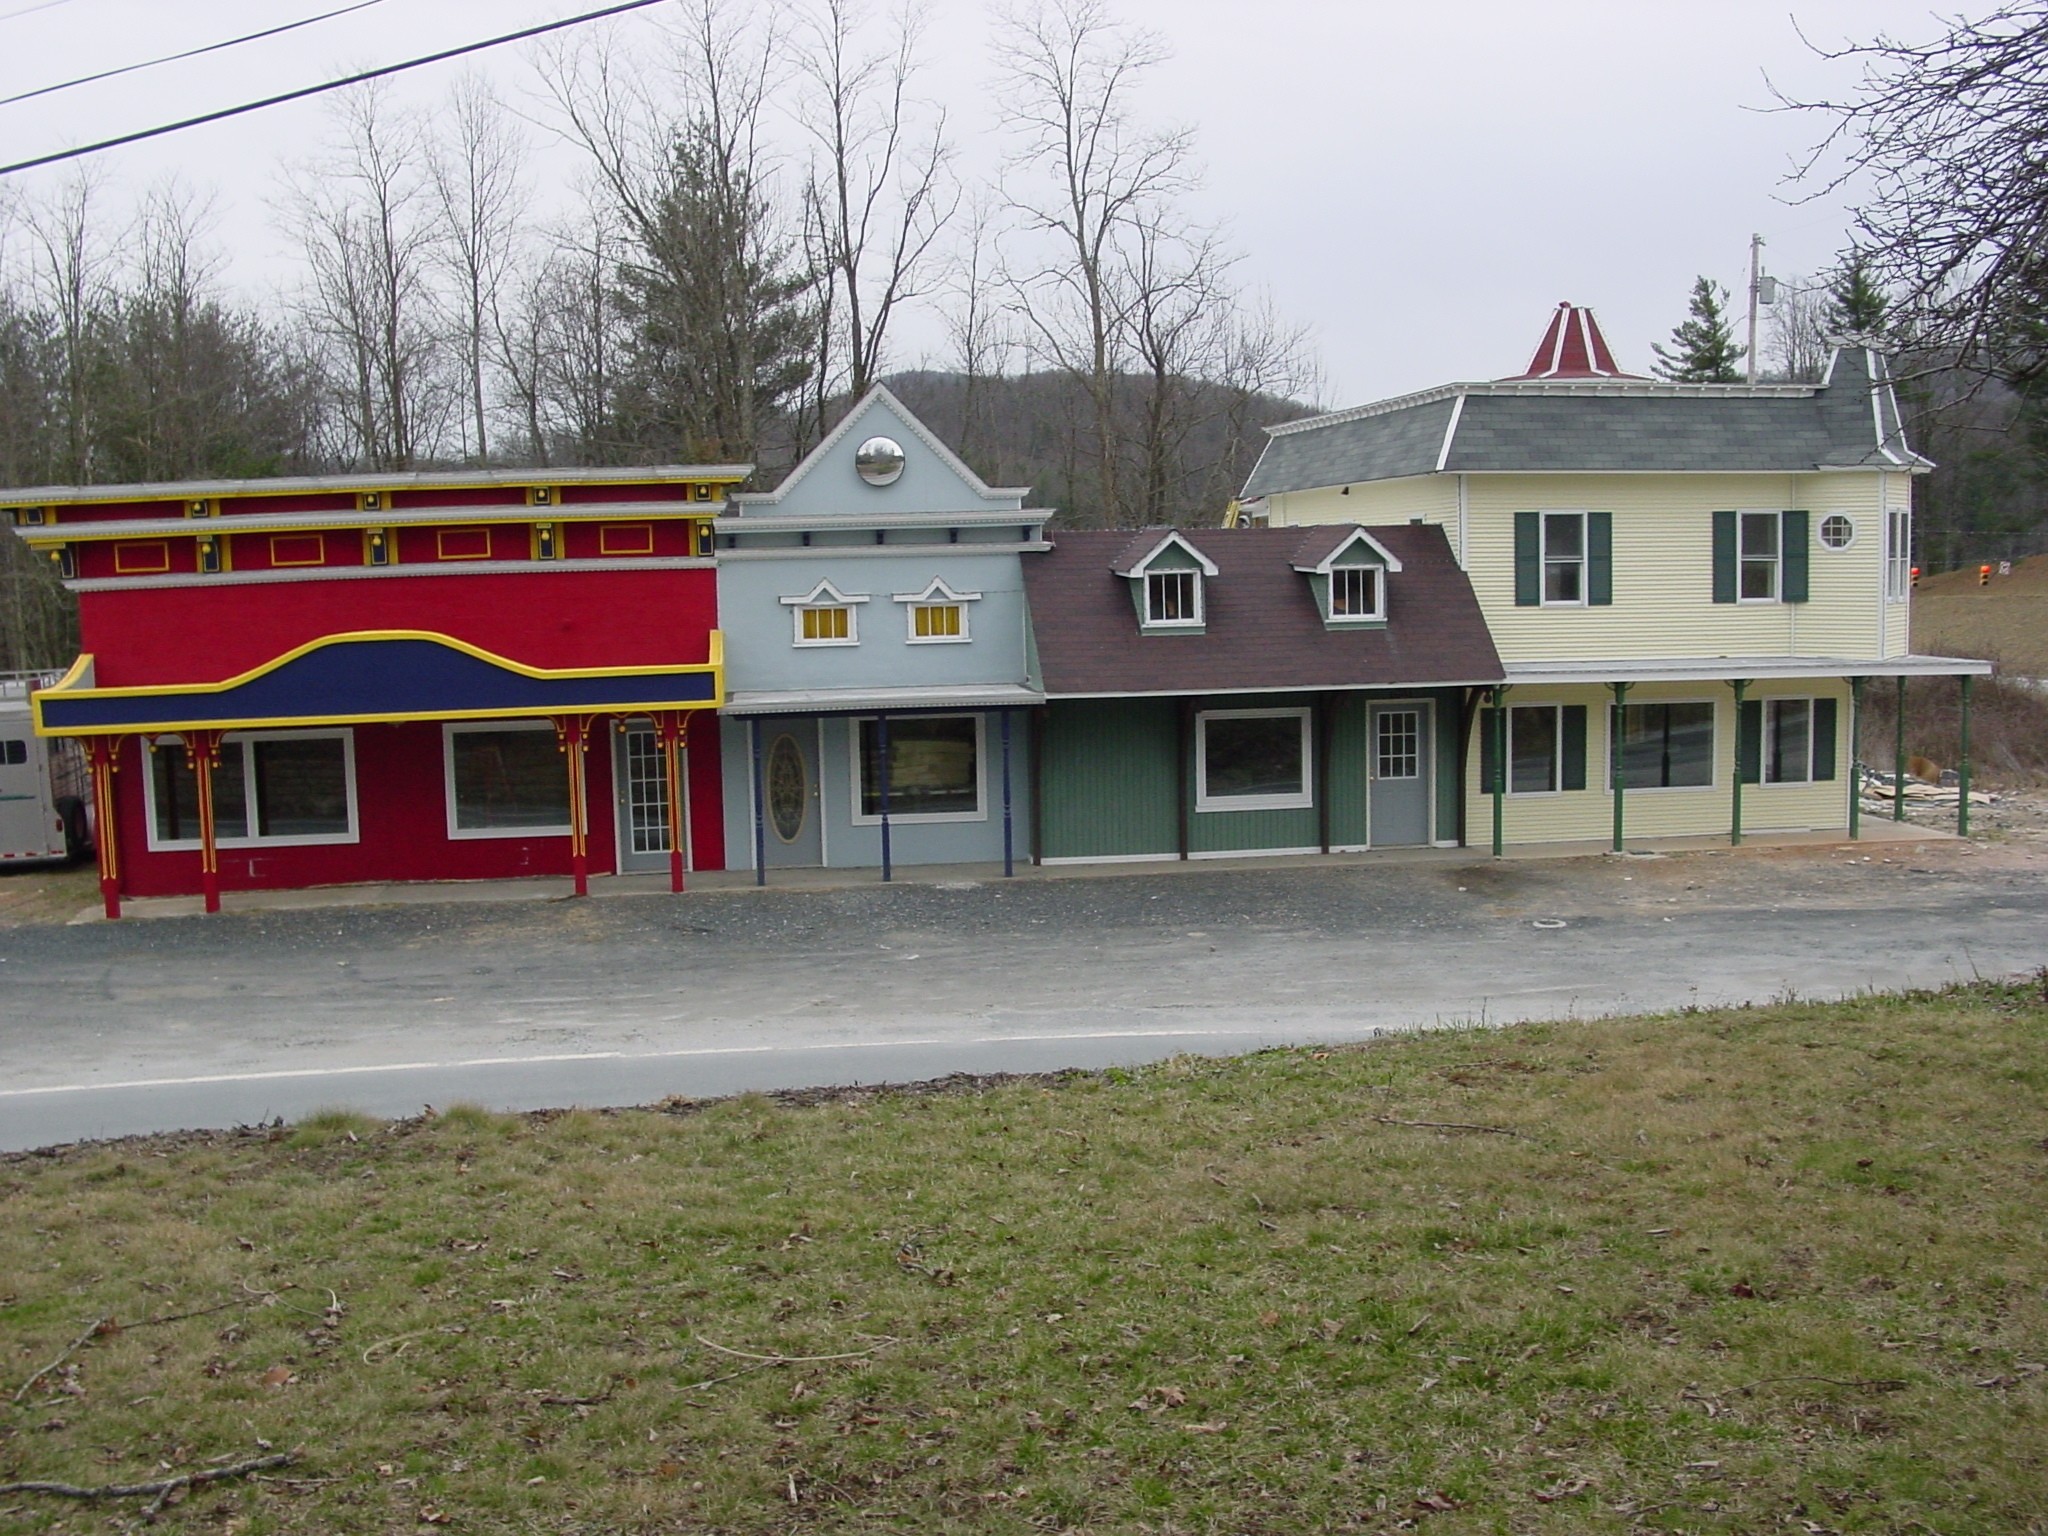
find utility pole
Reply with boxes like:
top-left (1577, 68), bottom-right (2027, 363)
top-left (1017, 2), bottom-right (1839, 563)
top-left (1746, 232), bottom-right (1764, 385)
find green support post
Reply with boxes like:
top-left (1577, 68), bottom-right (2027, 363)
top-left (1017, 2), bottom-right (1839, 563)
top-left (1610, 681), bottom-right (1629, 853)
top-left (1894, 675), bottom-right (1907, 821)
top-left (1491, 684), bottom-right (1509, 859)
top-left (1958, 675), bottom-right (1973, 838)
top-left (1730, 678), bottom-right (1747, 846)
top-left (1848, 677), bottom-right (1864, 841)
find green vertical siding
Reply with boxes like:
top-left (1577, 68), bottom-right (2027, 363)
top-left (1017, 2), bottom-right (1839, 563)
top-left (1041, 699), bottom-right (1181, 858)
top-left (1435, 690), bottom-right (1464, 843)
top-left (1327, 694), bottom-right (1370, 847)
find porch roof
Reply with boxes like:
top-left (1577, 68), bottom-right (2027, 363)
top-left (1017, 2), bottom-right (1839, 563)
top-left (32, 632), bottom-right (723, 736)
top-left (723, 683), bottom-right (1044, 717)
top-left (1503, 653), bottom-right (1994, 687)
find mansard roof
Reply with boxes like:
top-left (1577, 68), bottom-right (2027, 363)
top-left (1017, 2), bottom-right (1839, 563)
top-left (1024, 523), bottom-right (1502, 697)
top-left (1241, 345), bottom-right (1927, 496)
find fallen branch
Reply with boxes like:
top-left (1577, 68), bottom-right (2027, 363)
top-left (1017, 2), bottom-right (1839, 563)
top-left (1372, 1116), bottom-right (1532, 1140)
top-left (0, 1452), bottom-right (296, 1518)
top-left (1738, 1374), bottom-right (1909, 1394)
top-left (11, 1316), bottom-right (113, 1405)
top-left (695, 1335), bottom-right (898, 1365)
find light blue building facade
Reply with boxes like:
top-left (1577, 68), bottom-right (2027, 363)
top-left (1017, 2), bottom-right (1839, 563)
top-left (715, 388), bottom-right (1047, 875)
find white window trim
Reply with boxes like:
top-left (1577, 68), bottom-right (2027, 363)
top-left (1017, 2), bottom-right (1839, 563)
top-left (1736, 509), bottom-right (1784, 605)
top-left (1497, 703), bottom-right (1566, 798)
top-left (780, 578), bottom-right (869, 647)
top-left (847, 712), bottom-right (989, 826)
top-left (443, 720), bottom-right (573, 840)
top-left (1143, 568), bottom-right (1204, 628)
top-left (1195, 706), bottom-right (1313, 813)
top-left (1539, 510), bottom-right (1588, 608)
top-left (1817, 513), bottom-right (1857, 551)
top-left (1605, 696), bottom-right (1718, 795)
top-left (893, 577), bottom-right (981, 644)
top-left (1760, 696), bottom-right (1823, 786)
top-left (1883, 508), bottom-right (1911, 603)
top-left (1325, 563), bottom-right (1386, 624)
top-left (142, 728), bottom-right (360, 852)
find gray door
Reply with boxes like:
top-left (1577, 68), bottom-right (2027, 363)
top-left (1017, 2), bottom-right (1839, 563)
top-left (614, 724), bottom-right (687, 874)
top-left (759, 723), bottom-right (822, 868)
top-left (1368, 703), bottom-right (1432, 847)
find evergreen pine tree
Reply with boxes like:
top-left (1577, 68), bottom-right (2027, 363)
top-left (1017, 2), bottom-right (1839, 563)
top-left (1652, 277), bottom-right (1745, 383)
top-left (1826, 253), bottom-right (1889, 337)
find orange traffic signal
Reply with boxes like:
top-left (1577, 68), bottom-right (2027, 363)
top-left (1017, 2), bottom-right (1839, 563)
top-left (1980, 564), bottom-right (1993, 585)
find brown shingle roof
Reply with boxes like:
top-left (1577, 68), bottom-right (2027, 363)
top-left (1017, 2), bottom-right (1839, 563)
top-left (1025, 524), bottom-right (1504, 696)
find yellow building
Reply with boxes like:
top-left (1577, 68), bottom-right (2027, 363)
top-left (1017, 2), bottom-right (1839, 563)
top-left (1236, 304), bottom-right (1990, 850)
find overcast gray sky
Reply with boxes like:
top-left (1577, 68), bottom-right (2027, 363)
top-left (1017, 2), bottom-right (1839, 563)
top-left (0, 0), bottom-right (1947, 407)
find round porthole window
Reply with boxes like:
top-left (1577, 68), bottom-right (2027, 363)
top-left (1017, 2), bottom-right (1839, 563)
top-left (854, 435), bottom-right (906, 486)
top-left (1819, 514), bottom-right (1855, 549)
top-left (766, 734), bottom-right (807, 843)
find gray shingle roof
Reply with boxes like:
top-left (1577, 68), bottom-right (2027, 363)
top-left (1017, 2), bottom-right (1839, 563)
top-left (1241, 346), bottom-right (1926, 497)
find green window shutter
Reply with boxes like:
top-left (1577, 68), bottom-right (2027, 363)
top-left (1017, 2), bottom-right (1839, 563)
top-left (1587, 512), bottom-right (1613, 606)
top-left (1737, 699), bottom-right (1763, 784)
top-left (1514, 512), bottom-right (1540, 606)
top-left (1712, 510), bottom-right (1737, 603)
top-left (1782, 510), bottom-right (1810, 602)
top-left (1812, 696), bottom-right (1838, 781)
top-left (1479, 707), bottom-right (1500, 793)
top-left (1561, 705), bottom-right (1588, 791)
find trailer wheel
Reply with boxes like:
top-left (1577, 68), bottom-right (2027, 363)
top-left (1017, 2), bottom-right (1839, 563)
top-left (59, 798), bottom-right (90, 864)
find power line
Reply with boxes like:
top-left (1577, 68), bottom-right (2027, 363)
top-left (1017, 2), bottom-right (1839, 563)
top-left (0, 0), bottom-right (667, 179)
top-left (0, 0), bottom-right (79, 22)
top-left (1, 1), bottom-right (391, 110)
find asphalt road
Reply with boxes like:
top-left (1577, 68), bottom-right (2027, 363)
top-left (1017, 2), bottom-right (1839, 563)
top-left (1, 844), bottom-right (2042, 1151)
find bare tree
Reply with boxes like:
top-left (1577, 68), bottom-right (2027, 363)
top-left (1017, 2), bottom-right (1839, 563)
top-left (1780, 4), bottom-right (2048, 379)
top-left (937, 192), bottom-right (1016, 467)
top-left (285, 83), bottom-right (451, 468)
top-left (794, 0), bottom-right (954, 400)
top-left (430, 76), bottom-right (528, 464)
top-left (992, 0), bottom-right (1195, 522)
top-left (21, 170), bottom-right (116, 482)
top-left (1763, 274), bottom-right (1832, 382)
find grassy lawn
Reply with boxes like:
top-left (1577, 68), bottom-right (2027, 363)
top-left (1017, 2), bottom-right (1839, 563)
top-left (3, 982), bottom-right (2045, 1534)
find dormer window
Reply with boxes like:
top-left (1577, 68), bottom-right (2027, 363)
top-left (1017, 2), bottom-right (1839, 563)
top-left (1328, 564), bottom-right (1382, 621)
top-left (1293, 526), bottom-right (1401, 628)
top-left (1147, 570), bottom-right (1200, 625)
top-left (781, 578), bottom-right (869, 646)
top-left (894, 577), bottom-right (981, 644)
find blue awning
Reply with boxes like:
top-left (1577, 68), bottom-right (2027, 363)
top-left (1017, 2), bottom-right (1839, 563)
top-left (34, 631), bottom-right (723, 735)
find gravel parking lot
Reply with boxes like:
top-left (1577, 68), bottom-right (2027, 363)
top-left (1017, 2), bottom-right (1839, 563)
top-left (1, 834), bottom-right (2043, 1149)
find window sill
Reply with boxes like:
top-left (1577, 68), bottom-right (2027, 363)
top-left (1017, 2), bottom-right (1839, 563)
top-left (147, 832), bottom-right (362, 853)
top-left (1194, 794), bottom-right (1313, 814)
top-left (792, 638), bottom-right (859, 648)
top-left (446, 825), bottom-right (574, 841)
top-left (849, 809), bottom-right (988, 826)
top-left (905, 635), bottom-right (972, 645)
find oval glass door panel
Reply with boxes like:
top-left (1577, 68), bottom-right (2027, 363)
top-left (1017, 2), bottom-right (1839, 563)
top-left (767, 733), bottom-right (808, 843)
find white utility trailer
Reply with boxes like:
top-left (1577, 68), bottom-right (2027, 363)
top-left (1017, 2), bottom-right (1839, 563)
top-left (0, 670), bottom-right (89, 866)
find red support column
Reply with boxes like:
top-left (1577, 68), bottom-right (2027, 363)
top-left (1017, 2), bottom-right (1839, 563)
top-left (87, 737), bottom-right (123, 921)
top-left (188, 729), bottom-right (224, 914)
top-left (658, 711), bottom-right (690, 893)
top-left (555, 716), bottom-right (594, 897)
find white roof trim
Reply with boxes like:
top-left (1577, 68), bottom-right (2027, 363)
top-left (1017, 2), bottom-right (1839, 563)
top-left (891, 576), bottom-right (983, 605)
top-left (0, 464), bottom-right (751, 506)
top-left (724, 682), bottom-right (1043, 716)
top-left (1264, 379), bottom-right (1826, 438)
top-left (1504, 654), bottom-right (1993, 685)
top-left (1433, 392), bottom-right (1466, 473)
top-left (1293, 527), bottom-right (1404, 575)
top-left (779, 577), bottom-right (870, 607)
top-left (733, 384), bottom-right (1029, 508)
top-left (1120, 530), bottom-right (1220, 578)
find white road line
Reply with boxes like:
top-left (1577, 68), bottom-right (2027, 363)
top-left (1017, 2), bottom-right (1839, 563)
top-left (0, 1026), bottom-right (1319, 1098)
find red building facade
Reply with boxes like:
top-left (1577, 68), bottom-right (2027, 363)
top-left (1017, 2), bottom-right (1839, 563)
top-left (9, 467), bottom-right (746, 915)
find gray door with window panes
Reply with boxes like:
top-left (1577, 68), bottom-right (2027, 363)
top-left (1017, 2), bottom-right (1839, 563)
top-left (758, 723), bottom-right (822, 867)
top-left (613, 724), bottom-right (687, 874)
top-left (1368, 703), bottom-right (1431, 846)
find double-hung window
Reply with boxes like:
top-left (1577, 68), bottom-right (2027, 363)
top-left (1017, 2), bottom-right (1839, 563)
top-left (1542, 512), bottom-right (1585, 604)
top-left (1884, 508), bottom-right (1911, 602)
top-left (1615, 701), bottom-right (1714, 789)
top-left (146, 731), bottom-right (357, 849)
top-left (1739, 511), bottom-right (1781, 601)
top-left (1146, 569), bottom-right (1200, 625)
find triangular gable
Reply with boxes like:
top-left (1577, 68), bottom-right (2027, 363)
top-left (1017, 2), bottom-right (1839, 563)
top-left (891, 576), bottom-right (984, 605)
top-left (732, 385), bottom-right (1030, 514)
top-left (778, 578), bottom-right (871, 607)
top-left (1109, 529), bottom-right (1220, 578)
top-left (1290, 525), bottom-right (1404, 574)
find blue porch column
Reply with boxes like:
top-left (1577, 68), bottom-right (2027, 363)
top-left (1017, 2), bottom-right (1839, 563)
top-left (750, 716), bottom-right (766, 886)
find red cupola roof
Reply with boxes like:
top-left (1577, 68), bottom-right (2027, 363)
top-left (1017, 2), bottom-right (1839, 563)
top-left (1502, 302), bottom-right (1644, 380)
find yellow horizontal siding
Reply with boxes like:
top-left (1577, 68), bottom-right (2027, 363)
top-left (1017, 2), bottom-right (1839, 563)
top-left (1266, 477), bottom-right (1459, 534)
top-left (1464, 679), bottom-right (1855, 845)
